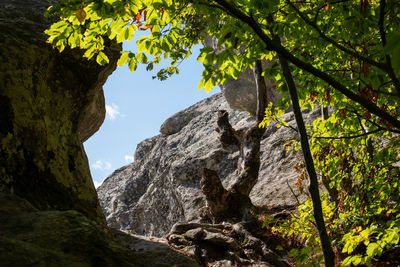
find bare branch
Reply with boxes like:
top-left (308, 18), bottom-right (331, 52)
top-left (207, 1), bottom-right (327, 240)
top-left (286, 179), bottom-right (300, 205)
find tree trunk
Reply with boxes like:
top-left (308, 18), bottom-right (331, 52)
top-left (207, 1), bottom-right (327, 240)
top-left (201, 60), bottom-right (268, 223)
top-left (320, 106), bottom-right (339, 203)
top-left (277, 54), bottom-right (335, 267)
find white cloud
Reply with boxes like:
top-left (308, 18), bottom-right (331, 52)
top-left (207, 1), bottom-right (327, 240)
top-left (106, 103), bottom-right (121, 120)
top-left (92, 160), bottom-right (112, 171)
top-left (93, 181), bottom-right (102, 188)
top-left (124, 155), bottom-right (134, 163)
top-left (104, 161), bottom-right (112, 170)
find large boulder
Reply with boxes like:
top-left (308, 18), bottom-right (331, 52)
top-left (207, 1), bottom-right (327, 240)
top-left (0, 0), bottom-right (119, 225)
top-left (203, 36), bottom-right (281, 114)
top-left (98, 93), bottom-right (321, 237)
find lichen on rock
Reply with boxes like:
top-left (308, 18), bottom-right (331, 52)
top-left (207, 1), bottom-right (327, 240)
top-left (0, 0), bottom-right (120, 225)
top-left (0, 1), bottom-right (202, 265)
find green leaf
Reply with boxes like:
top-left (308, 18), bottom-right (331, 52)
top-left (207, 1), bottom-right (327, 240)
top-left (116, 27), bottom-right (127, 43)
top-left (117, 52), bottom-right (130, 66)
top-left (288, 248), bottom-right (299, 257)
top-left (83, 46), bottom-right (96, 59)
top-left (384, 32), bottom-right (400, 54)
top-left (141, 53), bottom-right (148, 64)
top-left (366, 242), bottom-right (382, 257)
top-left (198, 79), bottom-right (205, 90)
top-left (385, 32), bottom-right (400, 72)
top-left (137, 37), bottom-right (147, 53)
top-left (50, 20), bottom-right (69, 31)
top-left (204, 79), bottom-right (214, 92)
top-left (391, 47), bottom-right (400, 73)
top-left (146, 62), bottom-right (154, 71)
top-left (96, 52), bottom-right (109, 65)
top-left (352, 255), bottom-right (363, 265)
top-left (125, 26), bottom-right (135, 42)
top-left (200, 47), bottom-right (214, 54)
top-left (128, 58), bottom-right (137, 72)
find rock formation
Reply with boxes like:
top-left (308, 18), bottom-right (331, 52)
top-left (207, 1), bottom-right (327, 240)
top-left (0, 192), bottom-right (198, 266)
top-left (0, 0), bottom-right (119, 224)
top-left (203, 36), bottom-right (281, 114)
top-left (0, 1), bottom-right (197, 265)
top-left (98, 93), bottom-right (321, 237)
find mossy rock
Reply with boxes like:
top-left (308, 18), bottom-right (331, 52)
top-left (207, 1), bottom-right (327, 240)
top-left (0, 0), bottom-right (121, 225)
top-left (0, 193), bottom-right (199, 266)
top-left (0, 193), bottom-right (137, 266)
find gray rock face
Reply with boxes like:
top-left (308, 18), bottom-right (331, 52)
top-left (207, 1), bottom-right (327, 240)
top-left (222, 66), bottom-right (280, 114)
top-left (203, 36), bottom-right (281, 114)
top-left (160, 109), bottom-right (200, 135)
top-left (98, 93), bottom-right (321, 237)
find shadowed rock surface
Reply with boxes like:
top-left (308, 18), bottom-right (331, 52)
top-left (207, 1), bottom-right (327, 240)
top-left (0, 193), bottom-right (199, 267)
top-left (0, 0), bottom-right (121, 224)
top-left (98, 93), bottom-right (321, 237)
top-left (0, 1), bottom-right (198, 265)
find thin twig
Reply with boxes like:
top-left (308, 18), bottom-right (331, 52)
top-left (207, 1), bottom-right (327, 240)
top-left (314, 129), bottom-right (383, 140)
top-left (286, 179), bottom-right (300, 205)
top-left (286, 0), bottom-right (385, 70)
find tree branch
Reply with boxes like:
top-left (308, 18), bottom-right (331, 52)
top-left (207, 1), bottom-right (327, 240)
top-left (231, 59), bottom-right (268, 196)
top-left (314, 128), bottom-right (383, 140)
top-left (212, 0), bottom-right (400, 131)
top-left (350, 108), bottom-right (400, 134)
top-left (378, 0), bottom-right (400, 97)
top-left (216, 110), bottom-right (240, 148)
top-left (277, 53), bottom-right (335, 267)
top-left (286, 179), bottom-right (300, 205)
top-left (254, 60), bottom-right (268, 123)
top-left (287, 0), bottom-right (385, 70)
top-left (379, 0), bottom-right (387, 47)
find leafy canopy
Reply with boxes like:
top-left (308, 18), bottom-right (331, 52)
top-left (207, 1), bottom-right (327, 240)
top-left (45, 0), bottom-right (400, 122)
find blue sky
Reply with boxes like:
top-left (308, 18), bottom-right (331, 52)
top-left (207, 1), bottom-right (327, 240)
top-left (84, 34), bottom-right (220, 187)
